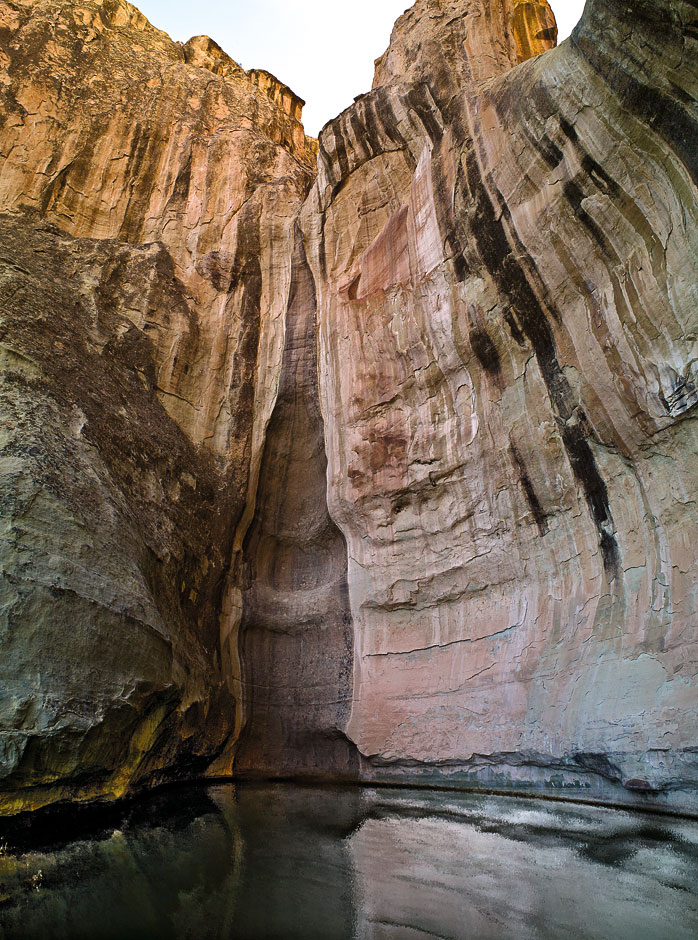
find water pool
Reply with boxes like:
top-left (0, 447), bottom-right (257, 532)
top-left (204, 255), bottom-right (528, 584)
top-left (0, 783), bottom-right (696, 939)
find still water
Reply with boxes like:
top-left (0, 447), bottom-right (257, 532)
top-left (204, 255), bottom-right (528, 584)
top-left (0, 783), bottom-right (697, 939)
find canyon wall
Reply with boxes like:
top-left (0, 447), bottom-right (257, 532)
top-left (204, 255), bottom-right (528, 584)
top-left (234, 231), bottom-right (357, 780)
top-left (0, 0), bottom-right (697, 816)
top-left (0, 0), bottom-right (315, 813)
top-left (304, 0), bottom-right (698, 810)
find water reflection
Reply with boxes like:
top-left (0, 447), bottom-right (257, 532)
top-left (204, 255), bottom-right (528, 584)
top-left (0, 784), bottom-right (696, 939)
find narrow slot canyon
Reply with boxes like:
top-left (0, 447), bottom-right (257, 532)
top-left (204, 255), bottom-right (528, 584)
top-left (235, 232), bottom-right (357, 780)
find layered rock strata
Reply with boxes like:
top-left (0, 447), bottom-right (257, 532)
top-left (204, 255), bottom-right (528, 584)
top-left (0, 0), bottom-right (315, 812)
top-left (0, 0), bottom-right (697, 816)
top-left (302, 0), bottom-right (698, 809)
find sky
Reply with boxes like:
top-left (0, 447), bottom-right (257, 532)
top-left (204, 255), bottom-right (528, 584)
top-left (135, 1), bottom-right (587, 136)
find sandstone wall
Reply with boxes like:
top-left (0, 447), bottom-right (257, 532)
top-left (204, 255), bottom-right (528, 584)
top-left (303, 0), bottom-right (698, 811)
top-left (0, 0), bottom-right (315, 812)
top-left (234, 231), bottom-right (357, 780)
top-left (0, 0), bottom-right (697, 816)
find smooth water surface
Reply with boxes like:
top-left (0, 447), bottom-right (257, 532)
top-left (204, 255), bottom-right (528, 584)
top-left (0, 783), bottom-right (697, 939)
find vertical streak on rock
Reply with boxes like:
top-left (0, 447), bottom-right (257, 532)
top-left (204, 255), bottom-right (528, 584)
top-left (462, 103), bottom-right (620, 580)
top-left (512, 0), bottom-right (558, 62)
top-left (572, 0), bottom-right (698, 186)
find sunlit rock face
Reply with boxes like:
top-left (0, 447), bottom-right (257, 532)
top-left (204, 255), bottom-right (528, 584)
top-left (0, 0), bottom-right (315, 812)
top-left (303, 0), bottom-right (698, 810)
top-left (0, 0), bottom-right (697, 816)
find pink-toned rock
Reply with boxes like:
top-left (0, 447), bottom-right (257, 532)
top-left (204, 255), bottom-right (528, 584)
top-left (0, 0), bottom-right (697, 816)
top-left (297, 0), bottom-right (698, 810)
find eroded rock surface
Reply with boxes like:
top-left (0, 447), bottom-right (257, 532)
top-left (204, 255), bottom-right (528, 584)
top-left (303, 0), bottom-right (698, 810)
top-left (234, 231), bottom-right (356, 780)
top-left (0, 0), bottom-right (697, 815)
top-left (0, 0), bottom-right (315, 812)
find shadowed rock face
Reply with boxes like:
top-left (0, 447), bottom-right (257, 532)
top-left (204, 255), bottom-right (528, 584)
top-left (0, 0), bottom-right (697, 815)
top-left (0, 0), bottom-right (315, 813)
top-left (0, 215), bottom-right (237, 812)
top-left (234, 232), bottom-right (357, 780)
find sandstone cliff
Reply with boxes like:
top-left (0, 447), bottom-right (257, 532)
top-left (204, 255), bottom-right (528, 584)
top-left (0, 0), bottom-right (697, 816)
top-left (248, 0), bottom-right (698, 810)
top-left (0, 0), bottom-right (315, 813)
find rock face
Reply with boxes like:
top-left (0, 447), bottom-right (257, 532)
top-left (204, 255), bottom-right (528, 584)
top-left (302, 0), bottom-right (698, 810)
top-left (0, 0), bottom-right (315, 813)
top-left (234, 232), bottom-right (357, 780)
top-left (0, 0), bottom-right (697, 815)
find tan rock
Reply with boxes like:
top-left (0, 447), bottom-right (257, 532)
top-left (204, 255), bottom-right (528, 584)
top-left (0, 0), bottom-right (314, 811)
top-left (0, 0), bottom-right (696, 816)
top-left (513, 0), bottom-right (557, 61)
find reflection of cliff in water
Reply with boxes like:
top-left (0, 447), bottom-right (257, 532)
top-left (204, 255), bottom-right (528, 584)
top-left (1, 784), bottom-right (697, 940)
top-left (229, 785), bottom-right (362, 939)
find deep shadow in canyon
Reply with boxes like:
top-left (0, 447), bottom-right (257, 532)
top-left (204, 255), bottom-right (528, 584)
top-left (235, 231), bottom-right (358, 781)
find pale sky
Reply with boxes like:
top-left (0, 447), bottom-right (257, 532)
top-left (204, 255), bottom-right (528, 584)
top-left (135, 1), bottom-right (587, 136)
